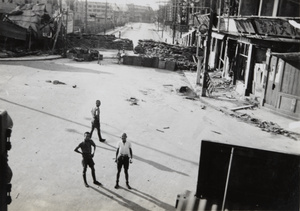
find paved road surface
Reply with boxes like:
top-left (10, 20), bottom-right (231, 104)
top-left (1, 23), bottom-right (299, 211)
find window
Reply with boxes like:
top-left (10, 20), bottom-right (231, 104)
top-left (277, 0), bottom-right (300, 17)
top-left (260, 0), bottom-right (274, 16)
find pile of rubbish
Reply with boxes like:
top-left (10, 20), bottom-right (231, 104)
top-left (67, 47), bottom-right (99, 61)
top-left (230, 111), bottom-right (299, 140)
top-left (67, 33), bottom-right (133, 51)
top-left (134, 39), bottom-right (203, 71)
top-left (0, 49), bottom-right (45, 58)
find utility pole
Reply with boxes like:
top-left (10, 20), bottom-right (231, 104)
top-left (172, 0), bottom-right (177, 44)
top-left (64, 8), bottom-right (68, 57)
top-left (85, 0), bottom-right (87, 33)
top-left (104, 0), bottom-right (107, 35)
top-left (201, 2), bottom-right (213, 97)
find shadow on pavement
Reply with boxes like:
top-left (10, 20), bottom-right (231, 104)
top-left (104, 142), bottom-right (189, 176)
top-left (123, 188), bottom-right (176, 211)
top-left (132, 141), bottom-right (198, 166)
top-left (90, 186), bottom-right (150, 211)
top-left (0, 97), bottom-right (89, 128)
top-left (2, 60), bottom-right (113, 75)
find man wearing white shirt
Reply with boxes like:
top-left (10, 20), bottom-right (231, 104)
top-left (115, 133), bottom-right (133, 189)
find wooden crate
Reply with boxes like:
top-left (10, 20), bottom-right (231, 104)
top-left (165, 60), bottom-right (176, 71)
top-left (158, 60), bottom-right (166, 69)
top-left (133, 56), bottom-right (143, 66)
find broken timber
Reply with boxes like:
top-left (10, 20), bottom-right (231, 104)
top-left (230, 105), bottom-right (255, 111)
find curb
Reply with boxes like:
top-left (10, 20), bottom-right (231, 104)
top-left (0, 55), bottom-right (62, 61)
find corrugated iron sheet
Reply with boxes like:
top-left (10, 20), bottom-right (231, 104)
top-left (0, 21), bottom-right (27, 40)
top-left (271, 52), bottom-right (300, 61)
top-left (7, 3), bottom-right (47, 33)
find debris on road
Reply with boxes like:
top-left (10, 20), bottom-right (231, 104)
top-left (133, 39), bottom-right (202, 71)
top-left (230, 104), bottom-right (255, 111)
top-left (67, 47), bottom-right (99, 62)
top-left (156, 129), bottom-right (164, 133)
top-left (67, 34), bottom-right (133, 51)
top-left (127, 97), bottom-right (139, 105)
top-left (212, 130), bottom-right (221, 135)
top-left (177, 86), bottom-right (198, 99)
top-left (229, 111), bottom-right (299, 140)
top-left (53, 80), bottom-right (66, 85)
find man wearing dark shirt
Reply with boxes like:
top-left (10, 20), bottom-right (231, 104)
top-left (75, 132), bottom-right (102, 187)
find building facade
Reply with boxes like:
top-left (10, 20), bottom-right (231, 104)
top-left (168, 0), bottom-right (300, 119)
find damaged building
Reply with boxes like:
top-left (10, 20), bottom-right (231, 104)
top-left (0, 2), bottom-right (58, 56)
top-left (161, 0), bottom-right (300, 119)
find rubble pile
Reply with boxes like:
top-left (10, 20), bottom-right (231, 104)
top-left (134, 39), bottom-right (200, 71)
top-left (0, 49), bottom-right (43, 58)
top-left (67, 34), bottom-right (133, 50)
top-left (67, 47), bottom-right (99, 61)
top-left (231, 112), bottom-right (299, 140)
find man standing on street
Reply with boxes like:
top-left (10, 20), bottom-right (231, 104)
top-left (97, 50), bottom-right (102, 65)
top-left (74, 132), bottom-right (102, 187)
top-left (115, 133), bottom-right (133, 189)
top-left (91, 100), bottom-right (105, 142)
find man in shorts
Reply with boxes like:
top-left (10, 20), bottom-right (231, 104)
top-left (74, 132), bottom-right (102, 187)
top-left (115, 133), bottom-right (133, 189)
top-left (90, 100), bottom-right (105, 142)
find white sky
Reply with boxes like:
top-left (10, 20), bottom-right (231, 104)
top-left (87, 0), bottom-right (162, 10)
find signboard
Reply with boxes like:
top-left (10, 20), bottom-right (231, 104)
top-left (235, 19), bottom-right (256, 34)
top-left (195, 13), bottom-right (210, 27)
top-left (62, 11), bottom-right (74, 34)
top-left (254, 19), bottom-right (300, 38)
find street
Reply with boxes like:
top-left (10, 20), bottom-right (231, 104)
top-left (0, 23), bottom-right (299, 211)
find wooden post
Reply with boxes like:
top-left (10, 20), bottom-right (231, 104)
top-left (261, 49), bottom-right (272, 106)
top-left (201, 8), bottom-right (213, 97)
top-left (221, 147), bottom-right (234, 211)
top-left (52, 15), bottom-right (62, 53)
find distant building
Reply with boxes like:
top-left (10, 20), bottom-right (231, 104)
top-left (127, 4), bottom-right (154, 23)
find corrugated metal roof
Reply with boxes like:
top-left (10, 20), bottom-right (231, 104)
top-left (271, 52), bottom-right (300, 61)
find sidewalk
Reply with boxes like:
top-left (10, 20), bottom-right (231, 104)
top-left (0, 54), bottom-right (62, 61)
top-left (184, 71), bottom-right (300, 139)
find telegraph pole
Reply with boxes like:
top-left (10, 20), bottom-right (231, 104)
top-left (104, 0), bottom-right (107, 34)
top-left (201, 6), bottom-right (213, 97)
top-left (85, 0), bottom-right (87, 33)
top-left (172, 0), bottom-right (177, 44)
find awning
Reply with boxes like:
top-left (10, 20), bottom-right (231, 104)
top-left (194, 13), bottom-right (210, 27)
top-left (234, 19), bottom-right (256, 34)
top-left (233, 17), bottom-right (300, 39)
top-left (271, 52), bottom-right (300, 61)
top-left (212, 32), bottom-right (225, 39)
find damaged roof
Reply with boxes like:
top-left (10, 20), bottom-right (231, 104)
top-left (6, 3), bottom-right (50, 34)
